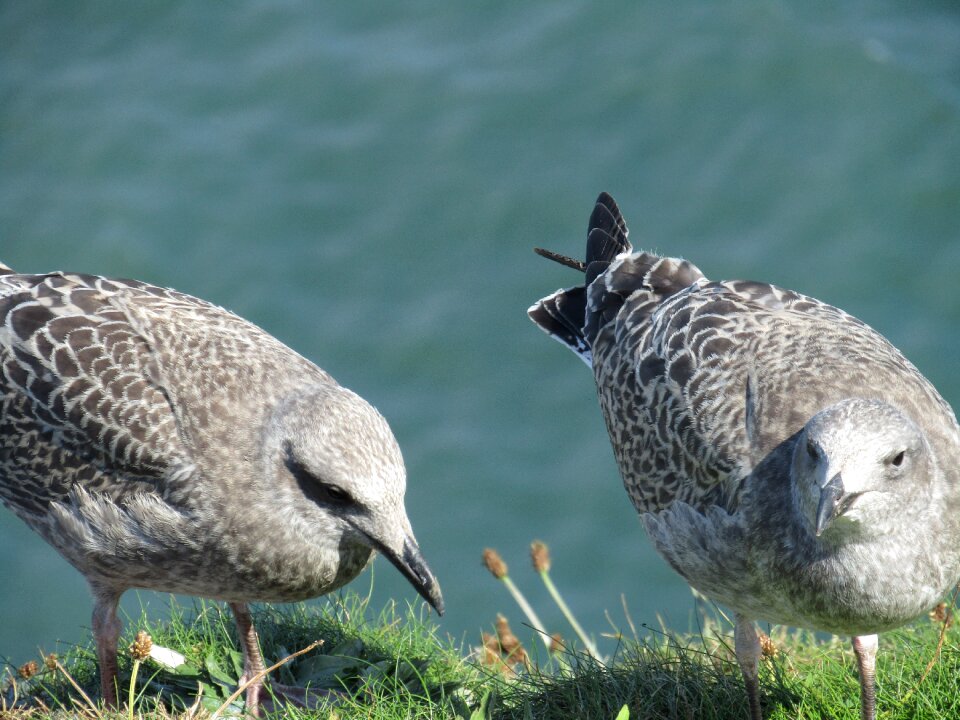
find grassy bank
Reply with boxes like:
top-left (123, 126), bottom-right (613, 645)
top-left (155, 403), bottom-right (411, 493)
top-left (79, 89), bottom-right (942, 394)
top-left (2, 588), bottom-right (958, 720)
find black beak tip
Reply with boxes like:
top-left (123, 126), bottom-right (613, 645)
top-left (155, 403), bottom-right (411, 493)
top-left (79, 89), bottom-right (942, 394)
top-left (431, 592), bottom-right (446, 617)
top-left (398, 539), bottom-right (444, 616)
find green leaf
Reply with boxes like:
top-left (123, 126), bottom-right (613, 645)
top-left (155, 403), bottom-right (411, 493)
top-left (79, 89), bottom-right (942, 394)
top-left (395, 657), bottom-right (429, 683)
top-left (227, 649), bottom-right (245, 678)
top-left (445, 692), bottom-right (473, 720)
top-left (200, 691), bottom-right (243, 715)
top-left (293, 653), bottom-right (363, 687)
top-left (470, 688), bottom-right (494, 720)
top-left (614, 704), bottom-right (630, 720)
top-left (172, 662), bottom-right (202, 679)
top-left (204, 652), bottom-right (238, 687)
top-left (328, 638), bottom-right (365, 657)
top-left (359, 659), bottom-right (393, 681)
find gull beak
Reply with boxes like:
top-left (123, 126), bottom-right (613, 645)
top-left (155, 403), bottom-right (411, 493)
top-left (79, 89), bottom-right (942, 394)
top-left (383, 536), bottom-right (445, 615)
top-left (815, 472), bottom-right (844, 536)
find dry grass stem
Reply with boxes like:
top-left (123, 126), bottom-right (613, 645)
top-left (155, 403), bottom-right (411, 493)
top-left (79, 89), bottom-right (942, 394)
top-left (531, 541), bottom-right (600, 659)
top-left (483, 548), bottom-right (552, 654)
top-left (51, 655), bottom-right (102, 719)
top-left (908, 584), bottom-right (960, 696)
top-left (210, 638), bottom-right (323, 719)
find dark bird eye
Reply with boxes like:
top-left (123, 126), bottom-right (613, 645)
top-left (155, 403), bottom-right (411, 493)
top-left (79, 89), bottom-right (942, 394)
top-left (321, 484), bottom-right (352, 504)
top-left (806, 440), bottom-right (818, 461)
top-left (889, 451), bottom-right (906, 468)
top-left (284, 443), bottom-right (354, 507)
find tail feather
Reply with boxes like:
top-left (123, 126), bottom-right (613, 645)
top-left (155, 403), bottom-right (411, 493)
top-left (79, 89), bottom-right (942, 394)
top-left (587, 193), bottom-right (629, 249)
top-left (529, 192), bottom-right (705, 366)
top-left (585, 192), bottom-right (632, 285)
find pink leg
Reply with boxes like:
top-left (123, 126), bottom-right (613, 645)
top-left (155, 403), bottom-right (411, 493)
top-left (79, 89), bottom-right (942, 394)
top-left (229, 604), bottom-right (340, 714)
top-left (734, 614), bottom-right (763, 720)
top-left (229, 602), bottom-right (266, 717)
top-left (852, 634), bottom-right (879, 720)
top-left (90, 585), bottom-right (124, 708)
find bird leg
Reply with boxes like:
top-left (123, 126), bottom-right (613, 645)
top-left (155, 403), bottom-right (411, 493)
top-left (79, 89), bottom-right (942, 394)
top-left (734, 614), bottom-right (763, 720)
top-left (228, 602), bottom-right (342, 715)
top-left (229, 602), bottom-right (267, 717)
top-left (90, 585), bottom-right (124, 709)
top-left (852, 634), bottom-right (878, 720)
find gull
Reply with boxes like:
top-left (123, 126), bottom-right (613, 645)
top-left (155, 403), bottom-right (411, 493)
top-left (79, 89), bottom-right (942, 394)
top-left (0, 262), bottom-right (443, 714)
top-left (528, 193), bottom-right (960, 720)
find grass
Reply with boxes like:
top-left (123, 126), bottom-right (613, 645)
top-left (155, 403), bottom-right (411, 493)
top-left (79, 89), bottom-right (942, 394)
top-left (487, 617), bottom-right (960, 720)
top-left (2, 556), bottom-right (959, 720)
top-left (0, 592), bottom-right (477, 720)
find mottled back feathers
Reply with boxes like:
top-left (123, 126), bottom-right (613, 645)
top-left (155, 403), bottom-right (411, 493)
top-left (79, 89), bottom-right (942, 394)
top-left (0, 269), bottom-right (325, 518)
top-left (529, 193), bottom-right (960, 515)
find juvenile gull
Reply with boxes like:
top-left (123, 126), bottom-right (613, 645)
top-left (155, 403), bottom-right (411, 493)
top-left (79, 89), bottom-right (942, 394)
top-left (0, 262), bottom-right (443, 714)
top-left (528, 193), bottom-right (960, 720)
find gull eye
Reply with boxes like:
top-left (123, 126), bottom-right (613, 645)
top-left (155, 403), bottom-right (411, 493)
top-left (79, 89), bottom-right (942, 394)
top-left (889, 450), bottom-right (906, 468)
top-left (321, 484), bottom-right (353, 505)
top-left (285, 443), bottom-right (355, 507)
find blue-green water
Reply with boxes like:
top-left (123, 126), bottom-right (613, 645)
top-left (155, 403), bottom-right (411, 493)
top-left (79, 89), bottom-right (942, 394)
top-left (1, 1), bottom-right (959, 665)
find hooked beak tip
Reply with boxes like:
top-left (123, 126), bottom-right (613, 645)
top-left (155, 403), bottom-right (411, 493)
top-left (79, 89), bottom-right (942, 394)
top-left (389, 538), bottom-right (444, 616)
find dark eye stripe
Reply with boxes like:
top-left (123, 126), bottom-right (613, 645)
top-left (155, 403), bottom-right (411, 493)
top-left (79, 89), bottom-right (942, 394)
top-left (284, 443), bottom-right (355, 507)
top-left (323, 484), bottom-right (352, 503)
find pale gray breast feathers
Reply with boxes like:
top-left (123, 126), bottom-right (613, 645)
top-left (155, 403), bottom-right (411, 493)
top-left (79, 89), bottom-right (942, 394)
top-left (592, 271), bottom-right (959, 515)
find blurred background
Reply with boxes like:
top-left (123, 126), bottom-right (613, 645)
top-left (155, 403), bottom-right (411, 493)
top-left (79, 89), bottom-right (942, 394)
top-left (2, 1), bottom-right (959, 665)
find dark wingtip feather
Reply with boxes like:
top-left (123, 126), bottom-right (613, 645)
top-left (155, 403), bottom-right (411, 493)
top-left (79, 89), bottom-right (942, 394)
top-left (586, 192), bottom-right (631, 266)
top-left (528, 193), bottom-right (634, 366)
top-left (527, 286), bottom-right (591, 364)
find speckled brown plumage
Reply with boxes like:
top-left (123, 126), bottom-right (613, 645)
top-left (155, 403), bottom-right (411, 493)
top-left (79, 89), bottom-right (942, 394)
top-left (0, 266), bottom-right (443, 714)
top-left (529, 192), bottom-right (960, 720)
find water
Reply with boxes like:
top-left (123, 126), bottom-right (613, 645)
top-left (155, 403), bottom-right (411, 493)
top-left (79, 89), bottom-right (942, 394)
top-left (1, 1), bottom-right (959, 665)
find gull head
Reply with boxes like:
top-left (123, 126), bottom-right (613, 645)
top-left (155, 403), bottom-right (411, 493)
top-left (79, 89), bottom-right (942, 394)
top-left (791, 398), bottom-right (932, 542)
top-left (265, 383), bottom-right (443, 614)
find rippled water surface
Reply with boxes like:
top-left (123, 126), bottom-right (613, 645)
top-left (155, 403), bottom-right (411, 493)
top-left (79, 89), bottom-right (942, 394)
top-left (1, 1), bottom-right (959, 663)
